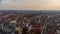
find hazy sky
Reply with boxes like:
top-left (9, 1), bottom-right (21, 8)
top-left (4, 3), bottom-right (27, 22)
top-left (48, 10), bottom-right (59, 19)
top-left (0, 0), bottom-right (60, 10)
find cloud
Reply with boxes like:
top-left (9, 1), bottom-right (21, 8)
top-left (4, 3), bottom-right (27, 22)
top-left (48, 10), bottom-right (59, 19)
top-left (0, 0), bottom-right (60, 10)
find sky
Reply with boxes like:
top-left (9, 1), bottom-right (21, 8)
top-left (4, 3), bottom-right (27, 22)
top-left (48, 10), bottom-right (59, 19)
top-left (0, 0), bottom-right (60, 10)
